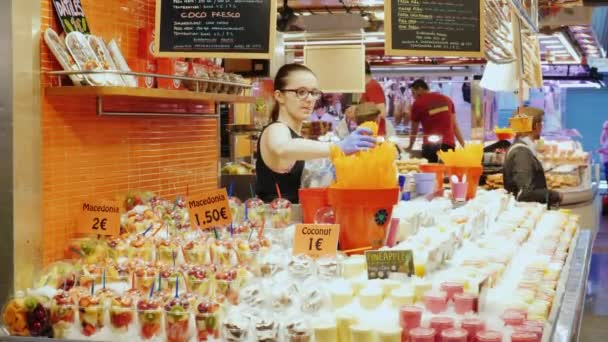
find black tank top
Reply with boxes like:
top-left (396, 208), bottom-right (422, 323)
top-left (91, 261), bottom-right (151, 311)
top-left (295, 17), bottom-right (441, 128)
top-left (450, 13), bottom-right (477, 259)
top-left (255, 122), bottom-right (305, 204)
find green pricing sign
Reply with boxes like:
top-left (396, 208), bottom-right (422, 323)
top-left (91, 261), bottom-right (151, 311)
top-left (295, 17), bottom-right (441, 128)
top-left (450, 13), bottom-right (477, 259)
top-left (52, 0), bottom-right (90, 34)
top-left (365, 250), bottom-right (414, 280)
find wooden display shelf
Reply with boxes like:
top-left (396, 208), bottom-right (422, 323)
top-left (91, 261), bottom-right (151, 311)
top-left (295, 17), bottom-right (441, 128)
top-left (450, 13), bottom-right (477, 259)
top-left (45, 86), bottom-right (256, 104)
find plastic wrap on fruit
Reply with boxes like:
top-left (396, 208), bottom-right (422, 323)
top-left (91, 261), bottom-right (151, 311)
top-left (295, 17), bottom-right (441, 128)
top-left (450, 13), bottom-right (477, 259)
top-left (229, 196), bottom-right (244, 225)
top-left (214, 268), bottom-right (239, 305)
top-left (50, 290), bottom-right (75, 338)
top-left (109, 294), bottom-right (134, 333)
top-left (35, 261), bottom-right (78, 290)
top-left (164, 297), bottom-right (191, 342)
top-left (195, 299), bottom-right (221, 341)
top-left (186, 266), bottom-right (212, 297)
top-left (78, 295), bottom-right (103, 337)
top-left (137, 297), bottom-right (162, 340)
top-left (245, 197), bottom-right (266, 228)
top-left (270, 197), bottom-right (292, 228)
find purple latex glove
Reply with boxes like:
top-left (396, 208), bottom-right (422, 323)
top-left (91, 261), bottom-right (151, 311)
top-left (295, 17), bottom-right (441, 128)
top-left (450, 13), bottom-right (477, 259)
top-left (335, 127), bottom-right (376, 155)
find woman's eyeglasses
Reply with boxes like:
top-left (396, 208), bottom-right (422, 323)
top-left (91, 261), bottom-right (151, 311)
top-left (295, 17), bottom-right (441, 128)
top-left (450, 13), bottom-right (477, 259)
top-left (281, 87), bottom-right (322, 100)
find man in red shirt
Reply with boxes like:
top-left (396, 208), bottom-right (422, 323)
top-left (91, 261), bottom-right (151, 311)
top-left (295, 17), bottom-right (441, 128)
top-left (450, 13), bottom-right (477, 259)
top-left (345, 62), bottom-right (388, 135)
top-left (407, 79), bottom-right (465, 163)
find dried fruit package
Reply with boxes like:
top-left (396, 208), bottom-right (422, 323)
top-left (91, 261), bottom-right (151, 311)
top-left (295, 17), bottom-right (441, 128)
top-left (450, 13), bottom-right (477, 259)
top-left (86, 35), bottom-right (124, 86)
top-left (43, 28), bottom-right (84, 86)
top-left (65, 31), bottom-right (107, 86)
top-left (107, 39), bottom-right (138, 87)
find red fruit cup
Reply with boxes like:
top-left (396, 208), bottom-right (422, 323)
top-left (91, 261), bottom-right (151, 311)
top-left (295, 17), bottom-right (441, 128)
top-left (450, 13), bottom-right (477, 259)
top-left (454, 293), bottom-right (477, 315)
top-left (410, 327), bottom-right (436, 342)
top-left (424, 291), bottom-right (448, 314)
top-left (475, 330), bottom-right (502, 342)
top-left (440, 282), bottom-right (464, 302)
top-left (461, 318), bottom-right (485, 342)
top-left (511, 331), bottom-right (538, 342)
top-left (430, 317), bottom-right (454, 342)
top-left (441, 328), bottom-right (468, 342)
top-left (400, 305), bottom-right (423, 330)
top-left (502, 311), bottom-right (525, 327)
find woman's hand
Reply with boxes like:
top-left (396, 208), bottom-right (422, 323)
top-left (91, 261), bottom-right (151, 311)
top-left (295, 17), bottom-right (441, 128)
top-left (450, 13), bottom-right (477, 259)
top-left (336, 127), bottom-right (377, 155)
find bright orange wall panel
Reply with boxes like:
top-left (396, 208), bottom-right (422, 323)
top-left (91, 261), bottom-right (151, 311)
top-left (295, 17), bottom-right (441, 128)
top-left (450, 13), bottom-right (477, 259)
top-left (40, 0), bottom-right (219, 264)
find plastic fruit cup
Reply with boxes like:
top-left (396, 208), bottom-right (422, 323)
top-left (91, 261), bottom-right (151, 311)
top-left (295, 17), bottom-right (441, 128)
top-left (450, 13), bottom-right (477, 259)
top-left (409, 327), bottom-right (436, 342)
top-left (216, 279), bottom-right (239, 305)
top-left (429, 317), bottom-right (454, 342)
top-left (136, 275), bottom-right (156, 294)
top-left (138, 309), bottom-right (162, 340)
top-left (441, 328), bottom-right (468, 342)
top-left (165, 310), bottom-right (190, 342)
top-left (440, 282), bottom-right (464, 302)
top-left (399, 305), bottom-right (423, 330)
top-left (50, 304), bottom-right (75, 338)
top-left (109, 305), bottom-right (134, 333)
top-left (189, 279), bottom-right (211, 297)
top-left (424, 291), bottom-right (448, 314)
top-left (502, 311), bottom-right (525, 327)
top-left (511, 331), bottom-right (538, 342)
top-left (78, 305), bottom-right (103, 337)
top-left (475, 330), bottom-right (503, 342)
top-left (196, 312), bottom-right (220, 341)
top-left (454, 293), bottom-right (477, 315)
top-left (270, 207), bottom-right (292, 229)
top-left (461, 318), bottom-right (484, 342)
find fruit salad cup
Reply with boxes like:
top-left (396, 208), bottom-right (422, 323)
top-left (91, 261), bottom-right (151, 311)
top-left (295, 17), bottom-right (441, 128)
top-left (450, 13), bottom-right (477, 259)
top-left (235, 239), bottom-right (259, 271)
top-left (137, 298), bottom-right (163, 340)
top-left (129, 235), bottom-right (154, 262)
top-left (2, 297), bottom-right (30, 336)
top-left (107, 261), bottom-right (130, 283)
top-left (195, 299), bottom-right (221, 341)
top-left (210, 240), bottom-right (238, 267)
top-left (186, 266), bottom-right (212, 297)
top-left (109, 295), bottom-right (134, 333)
top-left (135, 266), bottom-right (158, 294)
top-left (78, 264), bottom-right (102, 289)
top-left (78, 295), bottom-right (104, 337)
top-left (106, 237), bottom-right (129, 261)
top-left (182, 240), bottom-right (208, 265)
top-left (164, 297), bottom-right (192, 342)
top-left (270, 198), bottom-right (292, 228)
top-left (160, 267), bottom-right (186, 294)
top-left (245, 197), bottom-right (266, 229)
top-left (68, 238), bottom-right (106, 264)
top-left (229, 196), bottom-right (244, 225)
top-left (215, 269), bottom-right (239, 305)
top-left (156, 238), bottom-right (179, 265)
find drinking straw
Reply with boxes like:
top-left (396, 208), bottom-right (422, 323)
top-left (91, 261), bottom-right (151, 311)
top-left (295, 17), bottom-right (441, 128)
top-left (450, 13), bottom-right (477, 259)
top-left (249, 184), bottom-right (255, 198)
top-left (248, 228), bottom-right (254, 241)
top-left (230, 224), bottom-right (233, 237)
top-left (157, 273), bottom-right (162, 292)
top-left (213, 227), bottom-right (219, 239)
top-left (149, 281), bottom-right (155, 299)
top-left (172, 250), bottom-right (176, 267)
top-left (229, 182), bottom-right (234, 197)
top-left (245, 206), bottom-right (249, 221)
top-left (341, 246), bottom-right (373, 255)
top-left (275, 183), bottom-right (282, 199)
top-left (102, 269), bottom-right (106, 290)
top-left (91, 282), bottom-right (95, 296)
top-left (131, 272), bottom-right (135, 290)
top-left (142, 224), bottom-right (153, 236)
top-left (63, 279), bottom-right (67, 292)
top-left (174, 276), bottom-right (179, 298)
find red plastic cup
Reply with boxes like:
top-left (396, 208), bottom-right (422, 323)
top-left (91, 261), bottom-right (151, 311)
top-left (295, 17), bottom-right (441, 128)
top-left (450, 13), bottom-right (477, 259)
top-left (400, 305), bottom-right (423, 330)
top-left (511, 331), bottom-right (538, 342)
top-left (454, 293), bottom-right (477, 315)
top-left (424, 291), bottom-right (448, 314)
top-left (430, 317), bottom-right (454, 342)
top-left (441, 328), bottom-right (468, 342)
top-left (475, 330), bottom-right (503, 342)
top-left (440, 282), bottom-right (464, 302)
top-left (502, 311), bottom-right (525, 327)
top-left (461, 318), bottom-right (485, 342)
top-left (410, 327), bottom-right (436, 342)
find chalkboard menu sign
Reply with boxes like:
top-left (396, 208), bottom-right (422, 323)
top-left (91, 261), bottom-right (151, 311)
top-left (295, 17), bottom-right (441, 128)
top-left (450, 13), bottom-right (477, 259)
top-left (385, 0), bottom-right (485, 58)
top-left (52, 0), bottom-right (90, 34)
top-left (154, 0), bottom-right (277, 59)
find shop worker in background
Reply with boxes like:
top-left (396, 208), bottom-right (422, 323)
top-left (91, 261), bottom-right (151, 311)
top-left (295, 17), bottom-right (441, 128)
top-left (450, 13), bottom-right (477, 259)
top-left (336, 102), bottom-right (396, 139)
top-left (503, 107), bottom-right (563, 206)
top-left (343, 62), bottom-right (388, 135)
top-left (407, 79), bottom-right (465, 163)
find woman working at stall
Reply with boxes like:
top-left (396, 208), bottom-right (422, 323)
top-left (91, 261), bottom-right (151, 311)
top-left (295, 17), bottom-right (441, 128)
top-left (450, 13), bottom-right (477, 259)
top-left (255, 64), bottom-right (376, 203)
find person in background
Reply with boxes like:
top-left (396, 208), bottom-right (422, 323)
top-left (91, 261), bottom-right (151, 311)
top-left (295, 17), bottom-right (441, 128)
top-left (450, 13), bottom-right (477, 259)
top-left (361, 62), bottom-right (388, 135)
top-left (308, 98), bottom-right (335, 123)
top-left (407, 79), bottom-right (465, 163)
top-left (599, 121), bottom-right (608, 184)
top-left (255, 63), bottom-right (375, 203)
top-left (503, 107), bottom-right (562, 206)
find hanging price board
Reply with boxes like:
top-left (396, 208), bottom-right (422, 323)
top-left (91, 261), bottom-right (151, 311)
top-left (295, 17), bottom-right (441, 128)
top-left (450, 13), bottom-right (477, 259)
top-left (293, 224), bottom-right (340, 258)
top-left (187, 188), bottom-right (232, 230)
top-left (52, 0), bottom-right (91, 33)
top-left (76, 200), bottom-right (121, 236)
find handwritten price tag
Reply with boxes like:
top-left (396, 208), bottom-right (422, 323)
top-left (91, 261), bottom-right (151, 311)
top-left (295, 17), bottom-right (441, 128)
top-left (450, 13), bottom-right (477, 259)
top-left (187, 188), bottom-right (232, 230)
top-left (293, 224), bottom-right (340, 258)
top-left (365, 250), bottom-right (414, 280)
top-left (76, 200), bottom-right (121, 236)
